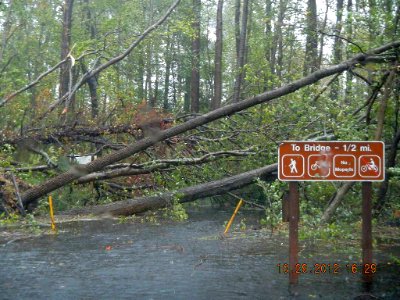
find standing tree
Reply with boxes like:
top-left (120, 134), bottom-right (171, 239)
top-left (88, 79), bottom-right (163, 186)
top-left (59, 0), bottom-right (74, 108)
top-left (303, 0), bottom-right (318, 76)
top-left (211, 0), bottom-right (223, 110)
top-left (232, 0), bottom-right (249, 103)
top-left (191, 0), bottom-right (201, 113)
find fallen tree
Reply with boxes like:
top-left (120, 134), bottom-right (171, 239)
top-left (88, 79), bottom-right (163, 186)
top-left (19, 41), bottom-right (400, 209)
top-left (65, 163), bottom-right (278, 216)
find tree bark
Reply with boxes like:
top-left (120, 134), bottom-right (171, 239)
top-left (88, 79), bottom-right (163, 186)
top-left (232, 0), bottom-right (249, 102)
top-left (19, 41), bottom-right (400, 208)
top-left (330, 0), bottom-right (344, 101)
top-left (303, 0), bottom-right (318, 76)
top-left (163, 33), bottom-right (172, 110)
top-left (66, 163), bottom-right (278, 216)
top-left (191, 0), bottom-right (201, 113)
top-left (270, 0), bottom-right (286, 82)
top-left (234, 0), bottom-right (241, 62)
top-left (59, 0), bottom-right (74, 100)
top-left (211, 0), bottom-right (223, 110)
top-left (83, 0), bottom-right (98, 118)
top-left (317, 0), bottom-right (329, 70)
top-left (264, 0), bottom-right (272, 90)
top-left (374, 108), bottom-right (400, 215)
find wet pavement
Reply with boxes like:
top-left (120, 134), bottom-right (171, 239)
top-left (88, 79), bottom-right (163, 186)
top-left (0, 207), bottom-right (399, 299)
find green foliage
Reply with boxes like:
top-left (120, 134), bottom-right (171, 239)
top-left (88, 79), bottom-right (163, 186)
top-left (163, 193), bottom-right (188, 222)
top-left (257, 179), bottom-right (284, 229)
top-left (0, 213), bottom-right (41, 234)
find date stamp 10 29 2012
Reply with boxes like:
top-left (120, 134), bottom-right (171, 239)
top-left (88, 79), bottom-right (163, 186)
top-left (277, 263), bottom-right (377, 275)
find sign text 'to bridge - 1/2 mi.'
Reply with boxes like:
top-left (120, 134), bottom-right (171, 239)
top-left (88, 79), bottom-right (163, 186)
top-left (278, 141), bottom-right (385, 181)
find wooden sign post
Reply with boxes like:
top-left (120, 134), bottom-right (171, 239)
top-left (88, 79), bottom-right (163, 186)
top-left (278, 141), bottom-right (384, 284)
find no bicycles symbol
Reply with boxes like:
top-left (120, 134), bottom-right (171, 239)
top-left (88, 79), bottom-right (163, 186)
top-left (278, 141), bottom-right (385, 181)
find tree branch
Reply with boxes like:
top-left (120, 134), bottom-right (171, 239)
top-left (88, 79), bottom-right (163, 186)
top-left (76, 149), bottom-right (256, 184)
top-left (0, 57), bottom-right (69, 108)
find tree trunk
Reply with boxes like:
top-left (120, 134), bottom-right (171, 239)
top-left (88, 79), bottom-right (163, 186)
top-left (303, 0), bottom-right (318, 76)
top-left (19, 41), bottom-right (400, 209)
top-left (374, 127), bottom-right (400, 215)
top-left (320, 182), bottom-right (354, 223)
top-left (330, 0), bottom-right (344, 101)
top-left (211, 0), bottom-right (223, 110)
top-left (59, 0), bottom-right (74, 100)
top-left (137, 48), bottom-right (145, 101)
top-left (191, 0), bottom-right (201, 113)
top-left (264, 0), bottom-right (272, 90)
top-left (235, 0), bottom-right (241, 62)
top-left (163, 33), bottom-right (171, 110)
top-left (66, 163), bottom-right (278, 216)
top-left (83, 0), bottom-right (98, 118)
top-left (270, 0), bottom-right (286, 83)
top-left (318, 0), bottom-right (329, 70)
top-left (232, 0), bottom-right (249, 103)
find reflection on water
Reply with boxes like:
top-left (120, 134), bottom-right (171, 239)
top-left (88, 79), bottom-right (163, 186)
top-left (0, 208), bottom-right (399, 299)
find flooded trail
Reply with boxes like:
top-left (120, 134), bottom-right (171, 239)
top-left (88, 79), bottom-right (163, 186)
top-left (0, 208), bottom-right (399, 299)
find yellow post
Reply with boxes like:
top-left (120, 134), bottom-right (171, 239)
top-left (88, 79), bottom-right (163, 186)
top-left (224, 199), bottom-right (244, 235)
top-left (48, 195), bottom-right (56, 232)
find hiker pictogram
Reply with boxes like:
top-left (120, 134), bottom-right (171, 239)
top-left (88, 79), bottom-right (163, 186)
top-left (289, 158), bottom-right (298, 173)
top-left (281, 155), bottom-right (304, 178)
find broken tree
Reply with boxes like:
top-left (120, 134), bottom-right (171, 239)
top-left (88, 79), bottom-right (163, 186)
top-left (17, 41), bottom-right (400, 210)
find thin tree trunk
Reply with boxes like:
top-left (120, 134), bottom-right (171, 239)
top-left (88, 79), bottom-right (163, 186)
top-left (232, 0), bottom-right (249, 103)
top-left (270, 0), bottom-right (286, 83)
top-left (344, 0), bottom-right (353, 102)
top-left (303, 0), bottom-right (318, 76)
top-left (318, 0), bottom-right (329, 70)
top-left (59, 0), bottom-right (74, 100)
top-left (235, 0), bottom-right (241, 62)
top-left (330, 0), bottom-right (344, 100)
top-left (145, 43), bottom-right (153, 105)
top-left (190, 0), bottom-right (201, 113)
top-left (211, 0), bottom-right (223, 110)
top-left (163, 34), bottom-right (171, 110)
top-left (264, 0), bottom-right (272, 90)
top-left (0, 0), bottom-right (13, 65)
top-left (137, 48), bottom-right (145, 101)
top-left (83, 0), bottom-right (98, 118)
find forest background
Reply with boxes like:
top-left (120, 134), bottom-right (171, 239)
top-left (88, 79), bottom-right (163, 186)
top-left (0, 0), bottom-right (399, 232)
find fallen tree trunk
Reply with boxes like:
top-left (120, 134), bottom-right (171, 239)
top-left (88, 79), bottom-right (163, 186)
top-left (20, 41), bottom-right (400, 209)
top-left (65, 163), bottom-right (278, 216)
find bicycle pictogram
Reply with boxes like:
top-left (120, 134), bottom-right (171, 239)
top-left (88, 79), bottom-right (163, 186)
top-left (311, 161), bottom-right (321, 171)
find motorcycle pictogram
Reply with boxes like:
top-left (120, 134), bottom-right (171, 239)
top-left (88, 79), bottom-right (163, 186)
top-left (361, 159), bottom-right (378, 172)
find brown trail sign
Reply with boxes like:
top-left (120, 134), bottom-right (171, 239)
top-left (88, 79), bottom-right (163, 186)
top-left (278, 141), bottom-right (384, 181)
top-left (278, 141), bottom-right (384, 284)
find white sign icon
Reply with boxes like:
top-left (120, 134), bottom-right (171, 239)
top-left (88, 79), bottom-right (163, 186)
top-left (361, 158), bottom-right (378, 172)
top-left (289, 158), bottom-right (298, 173)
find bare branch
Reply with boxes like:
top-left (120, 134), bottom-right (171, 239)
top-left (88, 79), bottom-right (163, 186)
top-left (319, 30), bottom-right (365, 53)
top-left (0, 57), bottom-right (69, 108)
top-left (77, 149), bottom-right (256, 184)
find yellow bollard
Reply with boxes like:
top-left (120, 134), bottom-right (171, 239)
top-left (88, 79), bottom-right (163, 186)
top-left (48, 195), bottom-right (56, 232)
top-left (224, 199), bottom-right (244, 235)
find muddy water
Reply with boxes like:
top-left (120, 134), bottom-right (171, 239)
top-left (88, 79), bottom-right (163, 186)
top-left (0, 208), bottom-right (399, 299)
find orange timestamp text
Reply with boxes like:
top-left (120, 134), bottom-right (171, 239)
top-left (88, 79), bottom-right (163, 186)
top-left (277, 263), bottom-right (377, 275)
